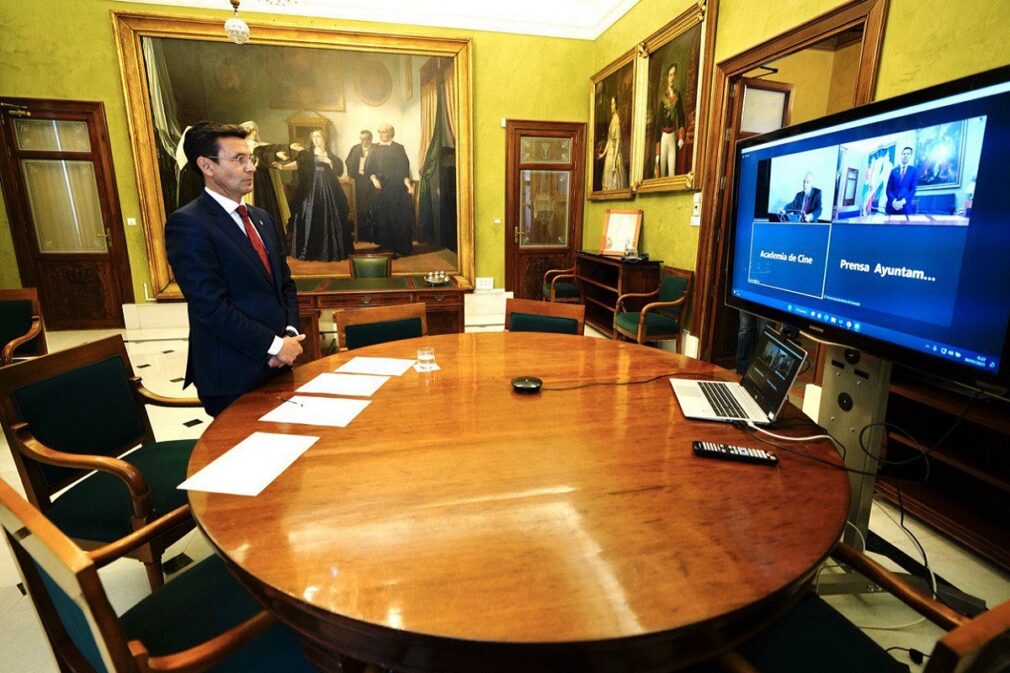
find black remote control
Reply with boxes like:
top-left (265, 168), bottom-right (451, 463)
top-left (692, 441), bottom-right (778, 466)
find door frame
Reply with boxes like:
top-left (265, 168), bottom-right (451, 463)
top-left (504, 120), bottom-right (586, 297)
top-left (0, 98), bottom-right (133, 325)
top-left (691, 0), bottom-right (889, 361)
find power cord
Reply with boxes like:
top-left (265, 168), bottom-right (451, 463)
top-left (540, 371), bottom-right (707, 391)
top-left (886, 646), bottom-right (929, 664)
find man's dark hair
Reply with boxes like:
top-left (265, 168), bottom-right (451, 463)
top-left (360, 130), bottom-right (373, 140)
top-left (183, 121), bottom-right (248, 168)
top-left (902, 146), bottom-right (913, 153)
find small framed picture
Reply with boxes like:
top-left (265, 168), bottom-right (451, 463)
top-left (600, 209), bottom-right (643, 255)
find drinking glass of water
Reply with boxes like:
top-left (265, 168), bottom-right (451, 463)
top-left (417, 345), bottom-right (436, 371)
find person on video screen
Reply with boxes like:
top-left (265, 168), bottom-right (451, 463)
top-left (780, 172), bottom-right (822, 222)
top-left (886, 146), bottom-right (918, 215)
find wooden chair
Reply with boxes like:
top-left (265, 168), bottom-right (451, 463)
top-left (0, 336), bottom-right (201, 590)
top-left (0, 478), bottom-right (316, 673)
top-left (349, 253), bottom-right (393, 278)
top-left (613, 266), bottom-right (693, 350)
top-left (699, 542), bottom-right (1010, 673)
top-left (0, 287), bottom-right (47, 366)
top-left (333, 302), bottom-right (428, 350)
top-left (505, 298), bottom-right (585, 335)
top-left (542, 266), bottom-right (580, 303)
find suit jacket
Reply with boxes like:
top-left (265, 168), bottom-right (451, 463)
top-left (886, 165), bottom-right (918, 214)
top-left (785, 187), bottom-right (823, 221)
top-left (165, 191), bottom-right (299, 398)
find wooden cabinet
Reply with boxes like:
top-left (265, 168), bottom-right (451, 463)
top-left (295, 276), bottom-right (469, 361)
top-left (575, 252), bottom-right (661, 337)
top-left (875, 369), bottom-right (1010, 571)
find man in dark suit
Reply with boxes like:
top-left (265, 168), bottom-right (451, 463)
top-left (166, 121), bottom-right (304, 417)
top-left (780, 172), bottom-right (822, 222)
top-left (886, 146), bottom-right (918, 215)
top-left (345, 129), bottom-right (375, 243)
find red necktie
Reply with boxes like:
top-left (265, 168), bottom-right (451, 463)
top-left (236, 204), bottom-right (272, 279)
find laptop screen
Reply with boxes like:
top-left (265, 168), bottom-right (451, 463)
top-left (741, 328), bottom-right (807, 420)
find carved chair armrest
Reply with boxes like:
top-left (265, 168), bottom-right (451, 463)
top-left (543, 266), bottom-right (575, 281)
top-left (1, 317), bottom-right (42, 364)
top-left (12, 422), bottom-right (152, 513)
top-left (130, 610), bottom-right (276, 673)
top-left (133, 379), bottom-right (202, 408)
top-left (615, 289), bottom-right (660, 313)
top-left (832, 542), bottom-right (967, 630)
top-left (640, 294), bottom-right (688, 318)
top-left (89, 505), bottom-right (192, 569)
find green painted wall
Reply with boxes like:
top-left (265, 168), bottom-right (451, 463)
top-left (2, 0), bottom-right (1010, 293)
top-left (0, 0), bottom-right (593, 293)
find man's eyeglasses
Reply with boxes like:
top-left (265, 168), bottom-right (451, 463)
top-left (207, 153), bottom-right (253, 168)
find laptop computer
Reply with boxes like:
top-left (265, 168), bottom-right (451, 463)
top-left (670, 327), bottom-right (807, 425)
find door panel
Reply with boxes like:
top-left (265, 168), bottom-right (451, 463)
top-left (0, 99), bottom-right (132, 329)
top-left (505, 121), bottom-right (585, 298)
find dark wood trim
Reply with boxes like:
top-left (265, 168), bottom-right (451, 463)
top-left (504, 120), bottom-right (586, 296)
top-left (692, 0), bottom-right (889, 360)
top-left (0, 97), bottom-right (135, 321)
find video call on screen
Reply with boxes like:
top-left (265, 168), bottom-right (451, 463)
top-left (730, 84), bottom-right (1010, 372)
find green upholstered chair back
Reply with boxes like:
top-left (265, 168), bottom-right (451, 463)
top-left (509, 312), bottom-right (580, 335)
top-left (504, 298), bottom-right (586, 336)
top-left (350, 254), bottom-right (393, 278)
top-left (0, 480), bottom-right (125, 673)
top-left (657, 273), bottom-right (689, 316)
top-left (0, 299), bottom-right (33, 353)
top-left (11, 356), bottom-right (146, 489)
top-left (345, 317), bottom-right (424, 350)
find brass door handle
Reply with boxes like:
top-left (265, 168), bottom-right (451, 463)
top-left (434, 295), bottom-right (445, 302)
top-left (361, 296), bottom-right (372, 305)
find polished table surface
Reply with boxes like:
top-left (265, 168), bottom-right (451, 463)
top-left (188, 332), bottom-right (850, 672)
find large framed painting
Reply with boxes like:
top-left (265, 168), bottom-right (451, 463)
top-left (588, 49), bottom-right (636, 201)
top-left (113, 13), bottom-right (473, 299)
top-left (632, 1), bottom-right (717, 193)
top-left (915, 120), bottom-right (966, 191)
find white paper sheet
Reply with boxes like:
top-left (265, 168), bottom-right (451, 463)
top-left (297, 372), bottom-right (389, 397)
top-left (336, 356), bottom-right (415, 376)
top-left (178, 432), bottom-right (318, 497)
top-left (259, 395), bottom-right (371, 427)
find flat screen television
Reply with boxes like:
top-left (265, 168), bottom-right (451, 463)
top-left (725, 65), bottom-right (1010, 391)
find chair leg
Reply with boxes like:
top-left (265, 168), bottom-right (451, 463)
top-left (144, 559), bottom-right (165, 590)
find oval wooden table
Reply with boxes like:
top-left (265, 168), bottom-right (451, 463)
top-left (187, 332), bottom-right (850, 673)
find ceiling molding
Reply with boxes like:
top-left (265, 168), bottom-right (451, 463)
top-left (113, 0), bottom-right (640, 40)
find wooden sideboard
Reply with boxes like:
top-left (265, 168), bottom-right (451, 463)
top-left (575, 252), bottom-right (661, 337)
top-left (295, 275), bottom-right (470, 360)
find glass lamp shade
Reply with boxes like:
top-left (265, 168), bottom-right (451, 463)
top-left (224, 15), bottom-right (250, 44)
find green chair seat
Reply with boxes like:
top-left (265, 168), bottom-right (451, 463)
top-left (345, 316), bottom-right (423, 350)
top-left (48, 439), bottom-right (195, 542)
top-left (542, 280), bottom-right (580, 299)
top-left (121, 554), bottom-right (316, 673)
top-left (509, 312), bottom-right (580, 335)
top-left (614, 310), bottom-right (681, 336)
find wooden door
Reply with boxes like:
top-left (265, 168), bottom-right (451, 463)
top-left (709, 78), bottom-right (794, 370)
top-left (505, 121), bottom-right (585, 299)
top-left (0, 98), bottom-right (132, 328)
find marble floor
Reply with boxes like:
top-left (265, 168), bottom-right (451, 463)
top-left (1, 327), bottom-right (1007, 673)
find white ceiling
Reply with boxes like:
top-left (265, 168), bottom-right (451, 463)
top-left (115, 0), bottom-right (641, 40)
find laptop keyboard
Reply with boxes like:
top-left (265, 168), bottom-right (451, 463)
top-left (698, 382), bottom-right (748, 419)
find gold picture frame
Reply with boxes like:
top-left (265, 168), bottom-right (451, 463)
top-left (112, 12), bottom-right (473, 299)
top-left (599, 209), bottom-right (643, 255)
top-left (588, 49), bottom-right (637, 201)
top-left (632, 1), bottom-right (717, 193)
